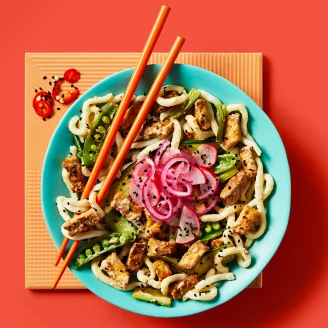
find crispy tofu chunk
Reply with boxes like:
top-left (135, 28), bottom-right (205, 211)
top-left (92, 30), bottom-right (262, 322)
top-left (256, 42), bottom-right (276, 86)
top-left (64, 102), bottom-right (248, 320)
top-left (193, 186), bottom-right (207, 213)
top-left (141, 119), bottom-right (174, 140)
top-left (232, 205), bottom-right (261, 235)
top-left (120, 101), bottom-right (143, 135)
top-left (110, 191), bottom-right (143, 221)
top-left (211, 237), bottom-right (224, 249)
top-left (169, 275), bottom-right (198, 300)
top-left (126, 239), bottom-right (147, 273)
top-left (153, 260), bottom-right (172, 280)
top-left (179, 241), bottom-right (210, 270)
top-left (224, 113), bottom-right (242, 150)
top-left (194, 99), bottom-right (211, 131)
top-left (220, 170), bottom-right (248, 205)
top-left (144, 210), bottom-right (162, 237)
top-left (62, 155), bottom-right (87, 193)
top-left (100, 252), bottom-right (130, 290)
top-left (147, 237), bottom-right (176, 257)
top-left (240, 146), bottom-right (258, 180)
top-left (63, 208), bottom-right (100, 236)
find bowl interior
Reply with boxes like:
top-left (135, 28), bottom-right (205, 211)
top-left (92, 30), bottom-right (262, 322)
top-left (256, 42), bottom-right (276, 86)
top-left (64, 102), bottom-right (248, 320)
top-left (42, 64), bottom-right (290, 317)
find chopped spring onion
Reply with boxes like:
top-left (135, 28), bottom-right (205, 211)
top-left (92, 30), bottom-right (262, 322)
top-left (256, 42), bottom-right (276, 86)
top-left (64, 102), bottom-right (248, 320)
top-left (170, 88), bottom-right (201, 120)
top-left (215, 104), bottom-right (227, 142)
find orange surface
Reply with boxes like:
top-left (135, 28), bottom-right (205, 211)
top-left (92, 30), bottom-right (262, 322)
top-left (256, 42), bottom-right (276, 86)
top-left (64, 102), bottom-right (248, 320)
top-left (1, 0), bottom-right (328, 327)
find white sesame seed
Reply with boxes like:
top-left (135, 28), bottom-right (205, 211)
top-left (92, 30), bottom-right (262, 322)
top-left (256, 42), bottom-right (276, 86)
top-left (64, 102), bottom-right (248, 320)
top-left (36, 96), bottom-right (41, 101)
top-left (59, 99), bottom-right (64, 104)
top-left (56, 95), bottom-right (61, 100)
top-left (54, 76), bottom-right (59, 81)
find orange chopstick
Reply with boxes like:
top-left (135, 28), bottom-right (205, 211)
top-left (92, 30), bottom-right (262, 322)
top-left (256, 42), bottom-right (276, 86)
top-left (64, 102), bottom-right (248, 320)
top-left (52, 36), bottom-right (185, 289)
top-left (53, 4), bottom-right (170, 268)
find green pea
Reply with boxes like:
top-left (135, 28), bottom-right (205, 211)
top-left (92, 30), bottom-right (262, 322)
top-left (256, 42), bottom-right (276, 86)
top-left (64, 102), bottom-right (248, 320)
top-left (212, 222), bottom-right (221, 230)
top-left (102, 116), bottom-right (110, 124)
top-left (93, 244), bottom-right (101, 253)
top-left (204, 225), bottom-right (212, 233)
top-left (89, 153), bottom-right (95, 160)
top-left (85, 249), bottom-right (92, 257)
top-left (96, 125), bottom-right (105, 133)
top-left (94, 134), bottom-right (101, 141)
top-left (91, 144), bottom-right (97, 152)
top-left (109, 237), bottom-right (119, 244)
top-left (78, 254), bottom-right (86, 260)
top-left (101, 239), bottom-right (110, 248)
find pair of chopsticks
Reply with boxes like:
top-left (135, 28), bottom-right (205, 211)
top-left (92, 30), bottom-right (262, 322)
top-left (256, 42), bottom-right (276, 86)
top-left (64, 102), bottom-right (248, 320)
top-left (52, 4), bottom-right (185, 288)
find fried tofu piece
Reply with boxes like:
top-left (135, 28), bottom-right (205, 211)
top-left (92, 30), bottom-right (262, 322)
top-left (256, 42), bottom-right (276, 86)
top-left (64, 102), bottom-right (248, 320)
top-left (100, 252), bottom-right (130, 290)
top-left (120, 101), bottom-right (143, 135)
top-left (63, 208), bottom-right (100, 236)
top-left (169, 275), bottom-right (198, 300)
top-left (224, 113), bottom-right (242, 150)
top-left (153, 260), bottom-right (172, 280)
top-left (193, 186), bottom-right (207, 213)
top-left (144, 210), bottom-right (162, 237)
top-left (110, 191), bottom-right (143, 221)
top-left (141, 119), bottom-right (174, 140)
top-left (220, 170), bottom-right (248, 205)
top-left (62, 155), bottom-right (87, 193)
top-left (178, 241), bottom-right (210, 270)
top-left (126, 239), bottom-right (147, 273)
top-left (147, 237), bottom-right (176, 257)
top-left (232, 205), bottom-right (261, 235)
top-left (211, 237), bottom-right (224, 249)
top-left (240, 146), bottom-right (258, 180)
top-left (194, 99), bottom-right (211, 131)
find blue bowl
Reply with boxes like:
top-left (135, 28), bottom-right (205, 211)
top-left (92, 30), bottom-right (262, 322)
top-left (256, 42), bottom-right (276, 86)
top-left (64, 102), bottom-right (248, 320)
top-left (42, 64), bottom-right (290, 317)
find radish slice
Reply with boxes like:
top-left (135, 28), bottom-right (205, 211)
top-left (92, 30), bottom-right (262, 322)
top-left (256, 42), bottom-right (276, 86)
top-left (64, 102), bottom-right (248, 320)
top-left (159, 148), bottom-right (181, 167)
top-left (181, 150), bottom-right (196, 166)
top-left (132, 158), bottom-right (155, 183)
top-left (165, 213), bottom-right (181, 226)
top-left (192, 144), bottom-right (218, 168)
top-left (154, 140), bottom-right (170, 167)
top-left (180, 166), bottom-right (206, 185)
top-left (146, 180), bottom-right (160, 207)
top-left (130, 177), bottom-right (147, 206)
top-left (176, 206), bottom-right (200, 244)
top-left (143, 178), bottom-right (173, 221)
top-left (161, 157), bottom-right (193, 198)
top-left (186, 167), bottom-right (219, 201)
top-left (194, 195), bottom-right (219, 215)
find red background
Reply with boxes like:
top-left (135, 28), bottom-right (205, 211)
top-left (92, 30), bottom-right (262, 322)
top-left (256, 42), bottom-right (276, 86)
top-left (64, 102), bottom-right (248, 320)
top-left (1, 0), bottom-right (327, 327)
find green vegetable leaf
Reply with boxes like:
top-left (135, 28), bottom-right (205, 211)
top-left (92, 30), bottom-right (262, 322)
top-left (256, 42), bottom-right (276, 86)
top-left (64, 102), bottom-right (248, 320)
top-left (213, 154), bottom-right (237, 174)
top-left (219, 165), bottom-right (238, 183)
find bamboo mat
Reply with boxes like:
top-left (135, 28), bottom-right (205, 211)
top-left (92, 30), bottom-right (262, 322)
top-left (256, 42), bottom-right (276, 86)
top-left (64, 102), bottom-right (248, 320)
top-left (25, 53), bottom-right (263, 289)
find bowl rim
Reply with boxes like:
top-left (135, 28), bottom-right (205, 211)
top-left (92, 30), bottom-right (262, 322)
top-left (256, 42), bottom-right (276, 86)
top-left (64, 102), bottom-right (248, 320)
top-left (41, 63), bottom-right (291, 317)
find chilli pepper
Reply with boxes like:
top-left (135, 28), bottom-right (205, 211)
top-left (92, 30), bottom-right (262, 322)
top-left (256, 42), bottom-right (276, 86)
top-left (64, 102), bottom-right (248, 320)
top-left (52, 78), bottom-right (79, 104)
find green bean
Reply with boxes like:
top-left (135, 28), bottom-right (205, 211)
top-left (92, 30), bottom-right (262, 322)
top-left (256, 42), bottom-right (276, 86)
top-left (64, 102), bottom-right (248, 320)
top-left (72, 232), bottom-right (135, 269)
top-left (215, 104), bottom-right (227, 142)
top-left (72, 135), bottom-right (84, 162)
top-left (82, 103), bottom-right (117, 169)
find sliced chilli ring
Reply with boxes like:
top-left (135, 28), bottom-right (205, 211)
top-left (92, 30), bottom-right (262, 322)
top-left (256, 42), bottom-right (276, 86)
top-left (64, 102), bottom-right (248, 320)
top-left (64, 68), bottom-right (81, 84)
top-left (52, 78), bottom-right (79, 104)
